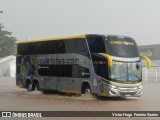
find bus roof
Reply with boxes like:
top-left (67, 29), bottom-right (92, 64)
top-left (17, 35), bottom-right (86, 44)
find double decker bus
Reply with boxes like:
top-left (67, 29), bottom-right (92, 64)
top-left (16, 34), bottom-right (150, 97)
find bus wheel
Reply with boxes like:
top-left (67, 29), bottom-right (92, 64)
top-left (27, 82), bottom-right (32, 92)
top-left (82, 83), bottom-right (91, 95)
top-left (34, 82), bottom-right (40, 91)
top-left (85, 87), bottom-right (91, 95)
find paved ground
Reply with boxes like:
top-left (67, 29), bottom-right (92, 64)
top-left (0, 77), bottom-right (160, 120)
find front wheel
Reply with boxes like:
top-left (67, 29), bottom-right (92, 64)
top-left (84, 87), bottom-right (91, 95)
top-left (82, 83), bottom-right (91, 95)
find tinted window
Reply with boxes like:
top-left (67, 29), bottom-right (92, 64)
top-left (87, 36), bottom-right (106, 53)
top-left (72, 65), bottom-right (90, 78)
top-left (104, 36), bottom-right (139, 58)
top-left (17, 38), bottom-right (88, 56)
top-left (37, 42), bottom-right (48, 54)
top-left (17, 43), bottom-right (28, 55)
top-left (38, 64), bottom-right (90, 78)
top-left (92, 53), bottom-right (109, 79)
top-left (29, 43), bottom-right (37, 54)
top-left (48, 40), bottom-right (65, 54)
top-left (17, 42), bottom-right (48, 55)
top-left (64, 38), bottom-right (89, 56)
top-left (38, 65), bottom-right (72, 77)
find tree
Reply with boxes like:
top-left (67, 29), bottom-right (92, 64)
top-left (0, 24), bottom-right (17, 58)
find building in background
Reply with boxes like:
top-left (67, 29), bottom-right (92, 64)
top-left (0, 55), bottom-right (16, 77)
top-left (139, 44), bottom-right (160, 67)
top-left (139, 45), bottom-right (160, 82)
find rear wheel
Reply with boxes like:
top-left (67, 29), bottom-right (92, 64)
top-left (34, 82), bottom-right (40, 91)
top-left (27, 82), bottom-right (32, 92)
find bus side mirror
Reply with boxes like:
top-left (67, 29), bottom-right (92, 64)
top-left (140, 55), bottom-right (151, 69)
top-left (98, 53), bottom-right (112, 67)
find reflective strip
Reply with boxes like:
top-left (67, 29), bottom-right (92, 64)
top-left (17, 35), bottom-right (86, 44)
top-left (16, 84), bottom-right (24, 88)
top-left (98, 53), bottom-right (113, 67)
top-left (60, 90), bottom-right (81, 94)
top-left (100, 93), bottom-right (107, 97)
top-left (140, 55), bottom-right (151, 68)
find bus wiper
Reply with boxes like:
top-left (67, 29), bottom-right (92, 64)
top-left (132, 75), bottom-right (141, 79)
top-left (115, 75), bottom-right (127, 79)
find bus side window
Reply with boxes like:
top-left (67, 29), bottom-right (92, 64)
top-left (75, 39), bottom-right (89, 56)
top-left (59, 41), bottom-right (65, 53)
top-left (92, 54), bottom-right (109, 79)
top-left (72, 65), bottom-right (90, 78)
top-left (64, 39), bottom-right (89, 56)
top-left (29, 43), bottom-right (36, 54)
top-left (47, 41), bottom-right (65, 54)
top-left (18, 43), bottom-right (27, 55)
top-left (87, 36), bottom-right (106, 53)
top-left (16, 56), bottom-right (21, 74)
top-left (64, 40), bottom-right (72, 53)
top-left (37, 42), bottom-right (48, 54)
top-left (48, 41), bottom-right (59, 54)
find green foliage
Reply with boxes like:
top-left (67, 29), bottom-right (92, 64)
top-left (0, 24), bottom-right (17, 58)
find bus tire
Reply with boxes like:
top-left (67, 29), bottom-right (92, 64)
top-left (27, 81), bottom-right (32, 92)
top-left (34, 82), bottom-right (40, 91)
top-left (81, 82), bottom-right (91, 95)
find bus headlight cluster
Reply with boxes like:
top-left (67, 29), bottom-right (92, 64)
top-left (137, 85), bottom-right (142, 89)
top-left (100, 84), bottom-right (105, 92)
top-left (109, 84), bottom-right (117, 89)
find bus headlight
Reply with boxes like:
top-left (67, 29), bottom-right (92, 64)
top-left (137, 85), bottom-right (142, 89)
top-left (109, 84), bottom-right (117, 89)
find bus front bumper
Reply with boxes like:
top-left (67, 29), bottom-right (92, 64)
top-left (108, 85), bottom-right (143, 97)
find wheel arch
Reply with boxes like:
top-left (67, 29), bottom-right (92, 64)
top-left (81, 81), bottom-right (92, 94)
top-left (25, 79), bottom-right (32, 88)
top-left (32, 79), bottom-right (40, 90)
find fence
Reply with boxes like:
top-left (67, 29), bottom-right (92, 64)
top-left (142, 67), bottom-right (160, 82)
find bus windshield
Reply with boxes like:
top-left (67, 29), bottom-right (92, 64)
top-left (110, 61), bottom-right (142, 82)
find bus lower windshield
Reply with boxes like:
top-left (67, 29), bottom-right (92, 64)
top-left (110, 61), bottom-right (142, 82)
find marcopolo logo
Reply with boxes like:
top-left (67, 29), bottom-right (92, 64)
top-left (110, 41), bottom-right (134, 46)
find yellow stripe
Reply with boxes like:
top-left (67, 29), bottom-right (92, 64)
top-left (16, 84), bottom-right (24, 88)
top-left (60, 90), bottom-right (81, 94)
top-left (98, 53), bottom-right (113, 67)
top-left (140, 55), bottom-right (151, 69)
top-left (100, 93), bottom-right (107, 97)
top-left (17, 35), bottom-right (86, 44)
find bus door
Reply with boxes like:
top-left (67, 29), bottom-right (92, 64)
top-left (92, 53), bottom-right (109, 79)
top-left (91, 53), bottom-right (109, 94)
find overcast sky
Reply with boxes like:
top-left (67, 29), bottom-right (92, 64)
top-left (0, 0), bottom-right (160, 45)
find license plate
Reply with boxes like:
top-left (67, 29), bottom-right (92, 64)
top-left (125, 94), bottom-right (132, 97)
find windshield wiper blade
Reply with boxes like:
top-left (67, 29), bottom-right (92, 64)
top-left (132, 75), bottom-right (141, 79)
top-left (115, 75), bottom-right (127, 79)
